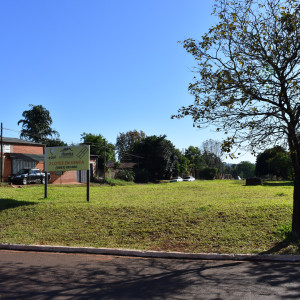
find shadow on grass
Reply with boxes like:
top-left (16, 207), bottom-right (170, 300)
top-left (0, 198), bottom-right (36, 210)
top-left (263, 181), bottom-right (294, 187)
top-left (260, 237), bottom-right (300, 255)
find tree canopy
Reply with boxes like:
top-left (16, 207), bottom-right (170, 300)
top-left (184, 146), bottom-right (205, 175)
top-left (18, 104), bottom-right (59, 143)
top-left (131, 135), bottom-right (179, 182)
top-left (115, 130), bottom-right (146, 162)
top-left (80, 132), bottom-right (115, 169)
top-left (173, 0), bottom-right (300, 236)
top-left (256, 146), bottom-right (293, 179)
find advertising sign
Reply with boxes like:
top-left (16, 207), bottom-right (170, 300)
top-left (45, 145), bottom-right (90, 172)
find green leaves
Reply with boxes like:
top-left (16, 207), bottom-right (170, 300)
top-left (18, 104), bottom-right (59, 143)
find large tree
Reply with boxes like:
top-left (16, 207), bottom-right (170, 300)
top-left (201, 139), bottom-right (223, 173)
top-left (115, 130), bottom-right (146, 162)
top-left (80, 132), bottom-right (115, 170)
top-left (18, 104), bottom-right (59, 143)
top-left (184, 146), bottom-right (206, 175)
top-left (131, 135), bottom-right (179, 181)
top-left (173, 0), bottom-right (300, 236)
top-left (236, 161), bottom-right (255, 179)
top-left (256, 146), bottom-right (293, 179)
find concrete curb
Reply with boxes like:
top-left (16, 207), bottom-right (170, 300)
top-left (1, 243), bottom-right (300, 262)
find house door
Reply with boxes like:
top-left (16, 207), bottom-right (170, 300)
top-left (77, 164), bottom-right (93, 183)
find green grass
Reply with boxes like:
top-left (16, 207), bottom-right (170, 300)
top-left (0, 180), bottom-right (299, 254)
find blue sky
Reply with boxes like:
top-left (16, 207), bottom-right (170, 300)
top-left (0, 0), bottom-right (255, 163)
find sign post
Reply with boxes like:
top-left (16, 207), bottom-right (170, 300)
top-left (45, 145), bottom-right (90, 201)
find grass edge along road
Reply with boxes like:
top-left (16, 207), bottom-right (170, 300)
top-left (0, 180), bottom-right (299, 255)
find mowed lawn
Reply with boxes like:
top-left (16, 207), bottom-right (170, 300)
top-left (0, 180), bottom-right (298, 254)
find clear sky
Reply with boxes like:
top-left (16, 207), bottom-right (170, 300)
top-left (0, 0), bottom-right (256, 163)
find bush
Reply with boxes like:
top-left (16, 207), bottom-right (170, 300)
top-left (104, 178), bottom-right (135, 186)
top-left (134, 168), bottom-right (150, 183)
top-left (116, 169), bottom-right (135, 182)
top-left (198, 167), bottom-right (217, 180)
top-left (92, 176), bottom-right (104, 184)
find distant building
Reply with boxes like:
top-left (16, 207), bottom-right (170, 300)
top-left (1, 137), bottom-right (98, 184)
top-left (1, 137), bottom-right (44, 181)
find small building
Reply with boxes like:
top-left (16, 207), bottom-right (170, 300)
top-left (1, 137), bottom-right (44, 181)
top-left (1, 137), bottom-right (98, 184)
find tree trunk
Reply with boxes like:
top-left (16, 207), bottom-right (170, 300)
top-left (288, 130), bottom-right (300, 238)
top-left (292, 171), bottom-right (300, 238)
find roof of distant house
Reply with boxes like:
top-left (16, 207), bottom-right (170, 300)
top-left (2, 137), bottom-right (44, 146)
top-left (119, 162), bottom-right (136, 169)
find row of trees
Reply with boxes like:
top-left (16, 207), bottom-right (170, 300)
top-left (16, 105), bottom-right (227, 181)
top-left (17, 105), bottom-right (294, 181)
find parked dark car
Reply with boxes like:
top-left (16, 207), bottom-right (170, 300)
top-left (9, 169), bottom-right (50, 185)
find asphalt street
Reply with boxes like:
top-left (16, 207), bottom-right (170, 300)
top-left (0, 250), bottom-right (300, 299)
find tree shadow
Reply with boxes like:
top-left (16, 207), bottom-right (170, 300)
top-left (263, 181), bottom-right (294, 187)
top-left (0, 198), bottom-right (36, 210)
top-left (260, 237), bottom-right (300, 255)
top-left (1, 252), bottom-right (300, 299)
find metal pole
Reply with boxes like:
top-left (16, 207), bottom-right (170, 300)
top-left (44, 146), bottom-right (47, 198)
top-left (1, 122), bottom-right (3, 183)
top-left (103, 140), bottom-right (106, 181)
top-left (45, 171), bottom-right (48, 199)
top-left (87, 168), bottom-right (90, 202)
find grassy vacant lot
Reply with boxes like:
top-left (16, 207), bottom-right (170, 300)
top-left (0, 180), bottom-right (299, 254)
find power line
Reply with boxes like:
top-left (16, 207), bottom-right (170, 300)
top-left (2, 126), bottom-right (144, 159)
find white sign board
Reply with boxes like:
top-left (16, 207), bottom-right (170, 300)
top-left (45, 145), bottom-right (90, 172)
top-left (3, 144), bottom-right (10, 153)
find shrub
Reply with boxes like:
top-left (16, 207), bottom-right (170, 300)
top-left (116, 169), bottom-right (135, 182)
top-left (198, 167), bottom-right (217, 180)
top-left (134, 168), bottom-right (150, 183)
top-left (104, 178), bottom-right (135, 186)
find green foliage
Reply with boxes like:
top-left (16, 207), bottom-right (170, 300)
top-left (236, 161), bottom-right (255, 179)
top-left (277, 223), bottom-right (293, 239)
top-left (104, 178), bottom-right (135, 186)
top-left (224, 161), bottom-right (255, 179)
top-left (80, 132), bottom-right (115, 169)
top-left (44, 138), bottom-right (67, 147)
top-left (134, 168), bottom-right (150, 183)
top-left (198, 167), bottom-right (217, 180)
top-left (18, 104), bottom-right (59, 143)
top-left (184, 146), bottom-right (205, 173)
top-left (256, 146), bottom-right (293, 180)
top-left (131, 135), bottom-right (179, 181)
top-left (175, 150), bottom-right (190, 176)
top-left (116, 169), bottom-right (135, 182)
top-left (116, 130), bottom-right (146, 162)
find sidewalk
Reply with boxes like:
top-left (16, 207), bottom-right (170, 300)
top-left (1, 243), bottom-right (300, 262)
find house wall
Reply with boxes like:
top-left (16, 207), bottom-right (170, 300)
top-left (12, 144), bottom-right (44, 155)
top-left (49, 171), bottom-right (78, 184)
top-left (3, 155), bottom-right (11, 181)
top-left (1, 143), bottom-right (44, 181)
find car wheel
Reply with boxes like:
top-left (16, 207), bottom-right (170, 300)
top-left (41, 177), bottom-right (45, 184)
top-left (22, 178), bottom-right (28, 185)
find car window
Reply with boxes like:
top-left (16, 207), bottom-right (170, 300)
top-left (17, 169), bottom-right (30, 175)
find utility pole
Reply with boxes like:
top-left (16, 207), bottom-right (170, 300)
top-left (103, 140), bottom-right (106, 181)
top-left (0, 123), bottom-right (3, 183)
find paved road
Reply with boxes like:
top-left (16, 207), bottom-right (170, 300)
top-left (0, 250), bottom-right (300, 299)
